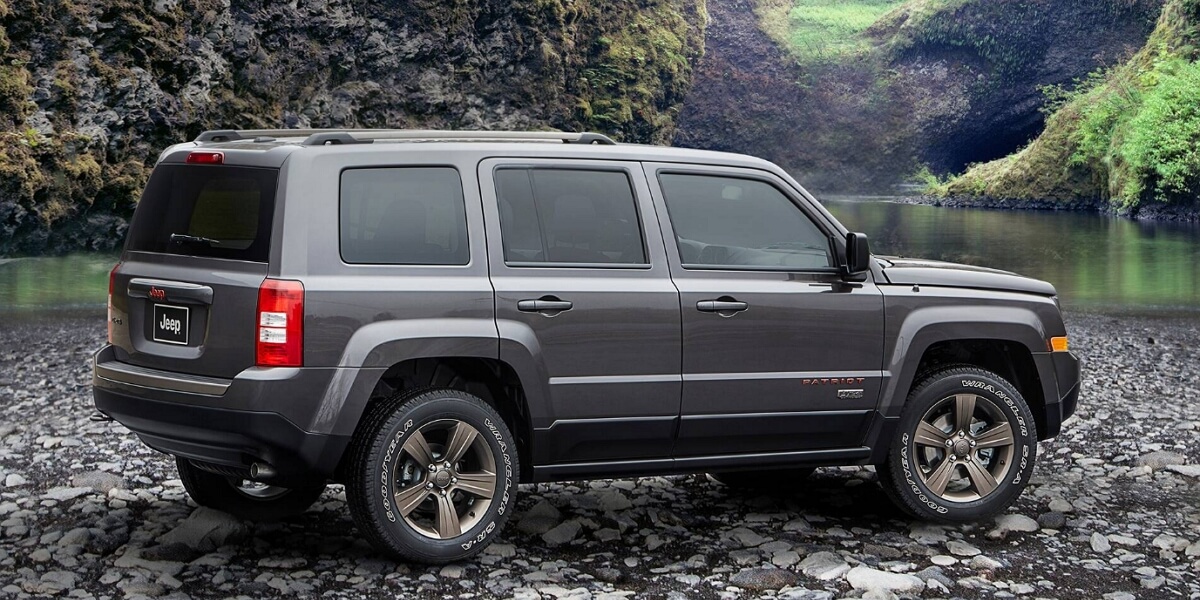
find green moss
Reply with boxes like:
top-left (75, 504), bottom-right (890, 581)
top-left (944, 0), bottom-right (1200, 209)
top-left (757, 0), bottom-right (905, 64)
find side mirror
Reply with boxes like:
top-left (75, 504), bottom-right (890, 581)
top-left (845, 232), bottom-right (871, 275)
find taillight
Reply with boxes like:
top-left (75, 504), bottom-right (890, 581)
top-left (107, 263), bottom-right (120, 343)
top-left (256, 279), bottom-right (304, 367)
top-left (186, 151), bottom-right (224, 164)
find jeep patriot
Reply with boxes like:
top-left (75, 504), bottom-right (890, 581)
top-left (93, 129), bottom-right (1081, 563)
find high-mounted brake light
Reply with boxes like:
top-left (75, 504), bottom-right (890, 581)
top-left (256, 279), bottom-right (304, 367)
top-left (107, 263), bottom-right (120, 343)
top-left (186, 151), bottom-right (224, 164)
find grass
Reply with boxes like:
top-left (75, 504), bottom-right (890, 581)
top-left (757, 0), bottom-right (905, 63)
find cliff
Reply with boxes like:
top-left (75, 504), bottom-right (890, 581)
top-left (0, 0), bottom-right (705, 254)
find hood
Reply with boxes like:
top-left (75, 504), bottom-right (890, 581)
top-left (877, 257), bottom-right (1057, 296)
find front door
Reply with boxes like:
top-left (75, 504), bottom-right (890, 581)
top-left (644, 164), bottom-right (886, 457)
top-left (480, 158), bottom-right (682, 465)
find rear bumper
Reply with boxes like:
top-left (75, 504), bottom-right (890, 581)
top-left (92, 346), bottom-right (350, 486)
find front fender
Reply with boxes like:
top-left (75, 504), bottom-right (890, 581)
top-left (880, 304), bottom-right (1051, 418)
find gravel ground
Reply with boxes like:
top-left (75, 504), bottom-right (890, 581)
top-left (0, 310), bottom-right (1197, 600)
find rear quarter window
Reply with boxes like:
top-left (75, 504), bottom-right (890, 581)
top-left (126, 165), bottom-right (278, 262)
top-left (339, 167), bottom-right (470, 266)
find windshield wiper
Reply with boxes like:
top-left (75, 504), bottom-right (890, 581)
top-left (168, 233), bottom-right (219, 246)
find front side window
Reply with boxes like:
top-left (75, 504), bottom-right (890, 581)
top-left (340, 167), bottom-right (469, 265)
top-left (659, 173), bottom-right (833, 270)
top-left (494, 168), bottom-right (647, 265)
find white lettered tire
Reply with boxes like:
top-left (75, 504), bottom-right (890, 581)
top-left (879, 366), bottom-right (1037, 522)
top-left (345, 388), bottom-right (519, 563)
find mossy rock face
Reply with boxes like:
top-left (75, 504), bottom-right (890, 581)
top-left (944, 0), bottom-right (1200, 212)
top-left (675, 0), bottom-right (1163, 194)
top-left (0, 0), bottom-right (706, 254)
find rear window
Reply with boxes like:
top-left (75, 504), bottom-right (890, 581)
top-left (127, 165), bottom-right (278, 262)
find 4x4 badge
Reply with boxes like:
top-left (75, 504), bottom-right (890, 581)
top-left (838, 389), bottom-right (865, 400)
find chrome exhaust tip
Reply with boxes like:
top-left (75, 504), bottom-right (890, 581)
top-left (249, 462), bottom-right (277, 481)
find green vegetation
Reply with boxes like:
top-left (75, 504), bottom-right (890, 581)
top-left (943, 0), bottom-right (1200, 211)
top-left (756, 0), bottom-right (904, 62)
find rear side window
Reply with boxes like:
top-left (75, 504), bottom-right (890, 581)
top-left (494, 168), bottom-right (647, 265)
top-left (340, 167), bottom-right (469, 265)
top-left (127, 165), bottom-right (277, 262)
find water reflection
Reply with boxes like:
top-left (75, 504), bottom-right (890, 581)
top-left (1, 199), bottom-right (1199, 315)
top-left (823, 197), bottom-right (1200, 311)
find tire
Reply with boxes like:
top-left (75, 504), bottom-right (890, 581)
top-left (175, 457), bottom-right (326, 521)
top-left (709, 467), bottom-right (816, 489)
top-left (879, 366), bottom-right (1038, 522)
top-left (345, 388), bottom-right (520, 564)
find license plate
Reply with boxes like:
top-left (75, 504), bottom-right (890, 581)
top-left (153, 304), bottom-right (189, 345)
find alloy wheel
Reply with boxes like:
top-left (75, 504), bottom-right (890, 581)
top-left (911, 393), bottom-right (1016, 502)
top-left (390, 419), bottom-right (497, 539)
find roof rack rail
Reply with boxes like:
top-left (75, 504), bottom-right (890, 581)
top-left (193, 128), bottom-right (618, 146)
top-left (300, 130), bottom-right (617, 146)
top-left (194, 129), bottom-right (346, 143)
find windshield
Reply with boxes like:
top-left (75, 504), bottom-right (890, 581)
top-left (126, 164), bottom-right (279, 262)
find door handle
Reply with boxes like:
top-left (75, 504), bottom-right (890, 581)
top-left (696, 299), bottom-right (749, 314)
top-left (518, 298), bottom-right (574, 315)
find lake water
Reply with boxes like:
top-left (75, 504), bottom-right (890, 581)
top-left (1, 198), bottom-right (1198, 315)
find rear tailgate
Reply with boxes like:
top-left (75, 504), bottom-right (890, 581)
top-left (110, 163), bottom-right (278, 379)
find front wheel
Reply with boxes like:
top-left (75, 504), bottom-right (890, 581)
top-left (345, 388), bottom-right (520, 564)
top-left (175, 457), bottom-right (326, 521)
top-left (878, 366), bottom-right (1038, 522)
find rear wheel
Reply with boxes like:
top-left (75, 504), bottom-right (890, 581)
top-left (709, 467), bottom-right (816, 489)
top-left (879, 366), bottom-right (1037, 522)
top-left (175, 457), bottom-right (325, 521)
top-left (345, 388), bottom-right (519, 564)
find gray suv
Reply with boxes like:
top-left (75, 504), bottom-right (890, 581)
top-left (93, 129), bottom-right (1080, 563)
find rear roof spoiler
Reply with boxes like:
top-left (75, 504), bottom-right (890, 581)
top-left (194, 129), bottom-right (617, 146)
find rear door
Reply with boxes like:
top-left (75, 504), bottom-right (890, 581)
top-left (110, 162), bottom-right (279, 378)
top-left (479, 158), bottom-right (682, 465)
top-left (645, 164), bottom-right (887, 456)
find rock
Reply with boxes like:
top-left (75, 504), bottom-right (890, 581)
top-left (71, 470), bottom-right (124, 493)
top-left (3, 474), bottom-right (27, 487)
top-left (439, 564), bottom-right (464, 578)
top-left (845, 566), bottom-right (925, 593)
top-left (772, 550), bottom-right (801, 567)
top-left (1091, 532), bottom-right (1112, 553)
top-left (729, 567), bottom-right (799, 591)
top-left (58, 527), bottom-right (91, 547)
top-left (157, 508), bottom-right (247, 552)
top-left (947, 540), bottom-right (982, 556)
top-left (930, 555), bottom-right (957, 566)
top-left (798, 551), bottom-right (850, 580)
top-left (1165, 464), bottom-right (1200, 478)
top-left (542, 520), bottom-right (582, 546)
top-left (1136, 451), bottom-right (1187, 470)
top-left (1048, 498), bottom-right (1074, 513)
top-left (725, 527), bottom-right (770, 548)
top-left (596, 490), bottom-right (632, 512)
top-left (483, 543), bottom-right (516, 558)
top-left (969, 555), bottom-right (1005, 570)
top-left (43, 487), bottom-right (92, 501)
top-left (1037, 512), bottom-right (1067, 530)
top-left (516, 500), bottom-right (562, 535)
top-left (988, 514), bottom-right (1040, 539)
top-left (594, 567), bottom-right (623, 583)
top-left (778, 590), bottom-right (833, 600)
